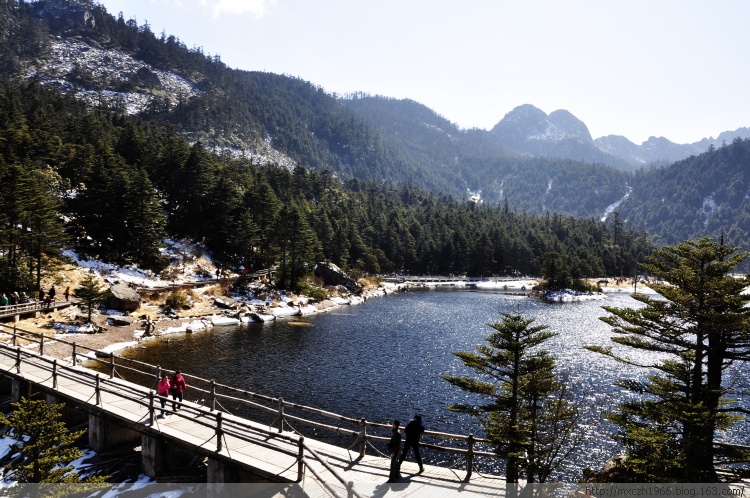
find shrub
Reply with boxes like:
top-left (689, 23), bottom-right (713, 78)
top-left (297, 281), bottom-right (328, 301)
top-left (164, 290), bottom-right (189, 309)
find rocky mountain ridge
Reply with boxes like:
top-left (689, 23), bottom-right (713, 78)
top-left (17, 0), bottom-right (749, 175)
top-left (490, 103), bottom-right (750, 171)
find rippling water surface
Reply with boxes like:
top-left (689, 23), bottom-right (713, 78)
top-left (117, 288), bottom-right (749, 480)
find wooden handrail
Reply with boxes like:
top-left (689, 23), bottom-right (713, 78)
top-left (0, 323), bottom-right (496, 472)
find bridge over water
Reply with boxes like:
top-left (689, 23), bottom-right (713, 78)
top-left (0, 323), bottom-right (506, 496)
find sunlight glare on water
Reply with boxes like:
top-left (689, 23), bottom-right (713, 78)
top-left (119, 288), bottom-right (745, 480)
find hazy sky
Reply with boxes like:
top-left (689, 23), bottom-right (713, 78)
top-left (94, 0), bottom-right (749, 144)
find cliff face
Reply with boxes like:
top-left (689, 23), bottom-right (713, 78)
top-left (33, 0), bottom-right (97, 30)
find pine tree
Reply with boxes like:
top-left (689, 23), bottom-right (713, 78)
top-left (587, 237), bottom-right (750, 481)
top-left (18, 165), bottom-right (67, 291)
top-left (0, 397), bottom-right (107, 485)
top-left (442, 312), bottom-right (579, 484)
top-left (73, 273), bottom-right (106, 323)
top-left (273, 203), bottom-right (319, 291)
top-left (123, 167), bottom-right (167, 272)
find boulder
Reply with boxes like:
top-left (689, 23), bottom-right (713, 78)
top-left (107, 283), bottom-right (140, 312)
top-left (108, 315), bottom-right (133, 326)
top-left (213, 295), bottom-right (238, 309)
top-left (314, 262), bottom-right (358, 292)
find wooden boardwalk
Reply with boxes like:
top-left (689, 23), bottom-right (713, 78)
top-left (0, 299), bottom-right (75, 321)
top-left (0, 338), bottom-right (506, 497)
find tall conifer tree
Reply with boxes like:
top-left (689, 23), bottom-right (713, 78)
top-left (443, 312), bottom-right (579, 484)
top-left (588, 237), bottom-right (750, 481)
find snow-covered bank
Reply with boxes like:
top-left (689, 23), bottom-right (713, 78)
top-left (472, 279), bottom-right (537, 291)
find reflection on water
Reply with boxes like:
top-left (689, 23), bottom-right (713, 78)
top-left (113, 289), bottom-right (747, 480)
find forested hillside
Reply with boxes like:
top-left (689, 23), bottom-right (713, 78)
top-left (1, 0), bottom-right (455, 194)
top-left (0, 79), bottom-right (652, 294)
top-left (620, 139), bottom-right (750, 249)
top-left (4, 0), bottom-right (750, 286)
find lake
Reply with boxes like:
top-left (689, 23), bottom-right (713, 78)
top-left (116, 288), bottom-right (749, 480)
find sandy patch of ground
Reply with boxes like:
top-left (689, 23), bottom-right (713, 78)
top-left (6, 283), bottom-right (226, 361)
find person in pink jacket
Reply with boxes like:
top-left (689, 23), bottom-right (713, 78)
top-left (170, 370), bottom-right (187, 411)
top-left (157, 373), bottom-right (171, 417)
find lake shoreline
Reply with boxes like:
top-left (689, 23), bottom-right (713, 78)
top-left (13, 277), bottom-right (649, 364)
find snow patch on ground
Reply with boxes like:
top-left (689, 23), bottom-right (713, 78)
top-left (63, 239), bottom-right (221, 288)
top-left (30, 40), bottom-right (201, 116)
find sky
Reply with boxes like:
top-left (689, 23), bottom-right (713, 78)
top-left (93, 0), bottom-right (750, 145)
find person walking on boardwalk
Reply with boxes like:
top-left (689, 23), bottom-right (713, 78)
top-left (49, 285), bottom-right (56, 302)
top-left (64, 286), bottom-right (70, 301)
top-left (170, 370), bottom-right (187, 411)
top-left (157, 373), bottom-right (171, 417)
top-left (399, 414), bottom-right (425, 473)
top-left (387, 420), bottom-right (402, 483)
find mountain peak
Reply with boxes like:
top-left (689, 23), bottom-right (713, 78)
top-left (491, 105), bottom-right (592, 144)
top-left (548, 109), bottom-right (592, 142)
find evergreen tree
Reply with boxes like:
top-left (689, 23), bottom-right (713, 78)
top-left (0, 396), bottom-right (107, 485)
top-left (18, 165), bottom-right (67, 291)
top-left (587, 237), bottom-right (750, 481)
top-left (73, 273), bottom-right (106, 323)
top-left (442, 312), bottom-right (579, 484)
top-left (273, 203), bottom-right (319, 291)
top-left (122, 167), bottom-right (167, 272)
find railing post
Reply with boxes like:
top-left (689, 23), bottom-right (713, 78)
top-left (148, 391), bottom-right (155, 425)
top-left (72, 342), bottom-right (77, 366)
top-left (15, 347), bottom-right (21, 373)
top-left (466, 434), bottom-right (475, 481)
top-left (12, 326), bottom-right (16, 347)
top-left (95, 374), bottom-right (101, 405)
top-left (297, 436), bottom-right (305, 482)
top-left (210, 380), bottom-right (216, 411)
top-left (109, 353), bottom-right (115, 379)
top-left (39, 334), bottom-right (44, 355)
top-left (347, 481), bottom-right (354, 498)
top-left (216, 412), bottom-right (223, 453)
top-left (277, 397), bottom-right (285, 433)
top-left (52, 359), bottom-right (57, 389)
top-left (359, 418), bottom-right (367, 459)
top-left (156, 365), bottom-right (161, 388)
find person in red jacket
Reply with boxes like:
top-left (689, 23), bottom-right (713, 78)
top-left (170, 370), bottom-right (187, 411)
top-left (157, 373), bottom-right (171, 417)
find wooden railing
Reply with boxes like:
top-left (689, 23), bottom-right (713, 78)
top-left (0, 299), bottom-right (74, 319)
top-left (0, 322), bottom-right (500, 482)
top-left (0, 339), bottom-right (362, 497)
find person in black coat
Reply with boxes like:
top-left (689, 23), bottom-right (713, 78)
top-left (399, 414), bottom-right (425, 473)
top-left (387, 420), bottom-right (402, 482)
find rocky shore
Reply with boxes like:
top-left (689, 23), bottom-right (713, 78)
top-left (7, 271), bottom-right (646, 364)
top-left (11, 278), bottom-right (403, 363)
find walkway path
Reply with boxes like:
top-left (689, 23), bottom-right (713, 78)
top-left (0, 336), bottom-right (505, 497)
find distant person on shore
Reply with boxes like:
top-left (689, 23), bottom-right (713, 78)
top-left (399, 414), bottom-right (425, 474)
top-left (387, 419), bottom-right (402, 483)
top-left (157, 373), bottom-right (171, 417)
top-left (143, 317), bottom-right (154, 337)
top-left (64, 286), bottom-right (70, 301)
top-left (170, 370), bottom-right (187, 411)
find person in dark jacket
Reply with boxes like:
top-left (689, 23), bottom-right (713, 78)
top-left (170, 370), bottom-right (187, 410)
top-left (387, 420), bottom-right (402, 482)
top-left (399, 414), bottom-right (425, 473)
